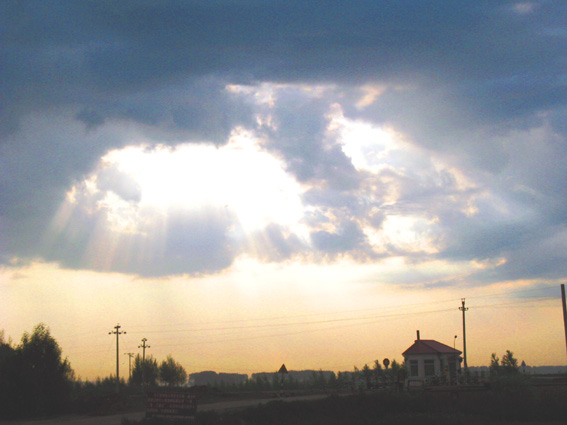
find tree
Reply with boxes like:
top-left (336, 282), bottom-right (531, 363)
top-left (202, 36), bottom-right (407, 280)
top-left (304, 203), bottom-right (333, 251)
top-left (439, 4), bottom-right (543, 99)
top-left (361, 364), bottom-right (373, 389)
top-left (315, 369), bottom-right (327, 389)
top-left (0, 331), bottom-right (18, 418)
top-left (388, 359), bottom-right (406, 389)
top-left (490, 352), bottom-right (500, 374)
top-left (131, 354), bottom-right (159, 387)
top-left (501, 350), bottom-right (519, 374)
top-left (490, 350), bottom-right (519, 376)
top-left (159, 355), bottom-right (187, 387)
top-left (372, 360), bottom-right (384, 385)
top-left (389, 359), bottom-right (401, 374)
top-left (0, 324), bottom-right (74, 418)
top-left (337, 371), bottom-right (348, 389)
top-left (327, 371), bottom-right (338, 388)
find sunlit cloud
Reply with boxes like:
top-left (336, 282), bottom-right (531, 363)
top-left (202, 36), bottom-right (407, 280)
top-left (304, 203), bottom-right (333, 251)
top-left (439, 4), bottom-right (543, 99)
top-left (24, 78), bottom-right (534, 285)
top-left (100, 129), bottom-right (305, 232)
top-left (42, 127), bottom-right (311, 276)
top-left (39, 90), bottom-right (488, 277)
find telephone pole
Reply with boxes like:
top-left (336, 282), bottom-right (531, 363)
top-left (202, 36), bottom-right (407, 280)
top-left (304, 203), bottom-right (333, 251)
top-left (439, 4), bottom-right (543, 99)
top-left (124, 352), bottom-right (135, 381)
top-left (138, 338), bottom-right (151, 387)
top-left (139, 338), bottom-right (150, 361)
top-left (109, 324), bottom-right (126, 393)
top-left (561, 284), bottom-right (567, 359)
top-left (459, 299), bottom-right (469, 377)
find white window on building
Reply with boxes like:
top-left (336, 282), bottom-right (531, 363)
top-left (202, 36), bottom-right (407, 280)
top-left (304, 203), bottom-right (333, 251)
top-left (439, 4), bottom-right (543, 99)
top-left (424, 359), bottom-right (435, 377)
top-left (409, 360), bottom-right (419, 377)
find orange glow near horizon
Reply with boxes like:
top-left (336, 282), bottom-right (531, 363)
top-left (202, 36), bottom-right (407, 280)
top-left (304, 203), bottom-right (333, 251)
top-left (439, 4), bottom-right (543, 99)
top-left (1, 261), bottom-right (564, 381)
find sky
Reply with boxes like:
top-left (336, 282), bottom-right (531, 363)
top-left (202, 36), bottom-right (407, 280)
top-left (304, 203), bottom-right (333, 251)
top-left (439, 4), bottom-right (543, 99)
top-left (1, 0), bottom-right (567, 380)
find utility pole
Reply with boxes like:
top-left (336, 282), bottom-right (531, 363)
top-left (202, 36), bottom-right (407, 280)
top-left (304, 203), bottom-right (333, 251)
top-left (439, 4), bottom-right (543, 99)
top-left (562, 284), bottom-right (567, 359)
top-left (124, 352), bottom-right (135, 381)
top-left (459, 299), bottom-right (469, 377)
top-left (139, 338), bottom-right (150, 361)
top-left (109, 324), bottom-right (126, 393)
top-left (139, 338), bottom-right (150, 387)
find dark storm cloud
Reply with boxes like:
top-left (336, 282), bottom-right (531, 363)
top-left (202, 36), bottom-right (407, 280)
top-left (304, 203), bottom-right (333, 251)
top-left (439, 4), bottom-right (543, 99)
top-left (0, 113), bottom-right (126, 264)
top-left (1, 0), bottom-right (567, 280)
top-left (4, 0), bottom-right (564, 134)
top-left (260, 87), bottom-right (361, 189)
top-left (434, 126), bottom-right (567, 283)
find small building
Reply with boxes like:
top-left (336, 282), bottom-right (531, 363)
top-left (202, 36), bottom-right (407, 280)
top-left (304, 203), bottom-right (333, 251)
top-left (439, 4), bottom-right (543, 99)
top-left (402, 331), bottom-right (462, 385)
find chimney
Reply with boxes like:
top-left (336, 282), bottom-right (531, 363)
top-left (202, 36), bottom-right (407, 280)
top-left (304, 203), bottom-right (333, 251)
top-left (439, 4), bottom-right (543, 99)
top-left (416, 330), bottom-right (420, 341)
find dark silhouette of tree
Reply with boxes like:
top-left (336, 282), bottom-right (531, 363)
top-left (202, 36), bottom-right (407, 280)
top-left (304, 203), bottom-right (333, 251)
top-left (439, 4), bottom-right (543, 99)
top-left (131, 354), bottom-right (159, 387)
top-left (372, 360), bottom-right (384, 386)
top-left (0, 324), bottom-right (74, 418)
top-left (337, 371), bottom-right (348, 389)
top-left (395, 359), bottom-right (407, 383)
top-left (309, 369), bottom-right (328, 389)
top-left (389, 359), bottom-right (401, 375)
top-left (19, 324), bottom-right (75, 414)
top-left (159, 355), bottom-right (187, 386)
top-left (490, 350), bottom-right (519, 376)
top-left (0, 330), bottom-right (14, 358)
top-left (0, 331), bottom-right (18, 417)
top-left (352, 366), bottom-right (360, 390)
top-left (361, 364), bottom-right (373, 389)
top-left (501, 350), bottom-right (519, 373)
top-left (327, 371), bottom-right (337, 389)
top-left (490, 352), bottom-right (500, 375)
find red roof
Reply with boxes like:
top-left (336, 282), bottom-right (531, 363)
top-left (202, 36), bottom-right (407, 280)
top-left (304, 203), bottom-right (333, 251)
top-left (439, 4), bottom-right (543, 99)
top-left (402, 339), bottom-right (462, 356)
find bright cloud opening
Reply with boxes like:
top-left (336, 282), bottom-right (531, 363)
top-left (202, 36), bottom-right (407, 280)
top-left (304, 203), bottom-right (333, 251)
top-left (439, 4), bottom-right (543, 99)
top-left (85, 129), bottom-right (306, 234)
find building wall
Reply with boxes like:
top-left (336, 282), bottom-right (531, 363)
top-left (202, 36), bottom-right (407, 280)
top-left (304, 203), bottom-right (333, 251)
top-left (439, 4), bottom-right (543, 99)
top-left (404, 354), bottom-right (460, 381)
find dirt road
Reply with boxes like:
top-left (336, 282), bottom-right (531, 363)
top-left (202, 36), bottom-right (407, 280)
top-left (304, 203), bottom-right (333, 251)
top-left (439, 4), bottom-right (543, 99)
top-left (0, 394), bottom-right (328, 425)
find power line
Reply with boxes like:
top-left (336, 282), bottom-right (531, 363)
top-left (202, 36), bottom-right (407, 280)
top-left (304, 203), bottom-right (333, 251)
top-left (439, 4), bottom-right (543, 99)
top-left (128, 296), bottom-right (558, 338)
top-left (70, 296), bottom-right (560, 356)
top-left (131, 296), bottom-right (561, 349)
top-left (154, 307), bottom-right (457, 348)
top-left (473, 296), bottom-right (557, 309)
top-left (126, 286), bottom-right (560, 334)
top-left (128, 307), bottom-right (460, 336)
top-left (94, 338), bottom-right (115, 379)
top-left (63, 289), bottom-right (562, 358)
top-left (127, 297), bottom-right (461, 331)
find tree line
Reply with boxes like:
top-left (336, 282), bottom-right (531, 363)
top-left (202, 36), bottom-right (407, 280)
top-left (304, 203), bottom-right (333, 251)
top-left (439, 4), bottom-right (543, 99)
top-left (0, 323), bottom-right (525, 420)
top-left (0, 324), bottom-right (74, 418)
top-left (129, 353), bottom-right (187, 387)
top-left (200, 359), bottom-right (408, 392)
top-left (0, 324), bottom-right (188, 419)
top-left (0, 323), bottom-right (408, 418)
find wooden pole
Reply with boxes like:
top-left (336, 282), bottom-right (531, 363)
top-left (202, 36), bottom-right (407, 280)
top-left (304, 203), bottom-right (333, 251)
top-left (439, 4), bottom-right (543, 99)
top-left (562, 284), bottom-right (567, 359)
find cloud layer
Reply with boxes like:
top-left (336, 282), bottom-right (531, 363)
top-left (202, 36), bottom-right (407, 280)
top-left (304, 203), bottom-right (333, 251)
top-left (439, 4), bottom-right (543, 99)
top-left (2, 1), bottom-right (567, 285)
